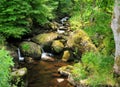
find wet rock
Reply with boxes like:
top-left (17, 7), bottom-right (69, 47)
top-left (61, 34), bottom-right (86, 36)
top-left (67, 29), bottom-right (97, 54)
top-left (24, 57), bottom-right (35, 63)
top-left (11, 67), bottom-right (27, 87)
top-left (58, 65), bottom-right (74, 76)
top-left (62, 50), bottom-right (70, 62)
top-left (11, 67), bottom-right (27, 77)
top-left (49, 21), bottom-right (60, 31)
top-left (57, 78), bottom-right (64, 83)
top-left (51, 40), bottom-right (64, 53)
top-left (32, 32), bottom-right (58, 47)
top-left (20, 41), bottom-right (41, 59)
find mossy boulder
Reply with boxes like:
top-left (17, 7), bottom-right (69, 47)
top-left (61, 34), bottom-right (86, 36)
top-left (20, 41), bottom-right (41, 59)
top-left (11, 67), bottom-right (27, 87)
top-left (49, 21), bottom-right (60, 30)
top-left (58, 65), bottom-right (74, 76)
top-left (67, 29), bottom-right (97, 54)
top-left (62, 50), bottom-right (70, 62)
top-left (51, 40), bottom-right (64, 53)
top-left (11, 67), bottom-right (27, 77)
top-left (32, 32), bottom-right (58, 47)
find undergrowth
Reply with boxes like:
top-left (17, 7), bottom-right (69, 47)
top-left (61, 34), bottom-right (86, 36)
top-left (0, 48), bottom-right (14, 87)
top-left (72, 52), bottom-right (115, 87)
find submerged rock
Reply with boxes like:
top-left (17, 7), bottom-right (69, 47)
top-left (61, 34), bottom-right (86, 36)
top-left (52, 40), bottom-right (64, 53)
top-left (20, 41), bottom-right (41, 59)
top-left (67, 29), bottom-right (97, 54)
top-left (32, 32), bottom-right (58, 47)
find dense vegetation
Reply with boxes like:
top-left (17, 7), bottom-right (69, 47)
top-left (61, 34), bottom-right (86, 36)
top-left (0, 0), bottom-right (117, 86)
top-left (72, 52), bottom-right (115, 86)
top-left (0, 0), bottom-right (57, 41)
top-left (0, 48), bottom-right (14, 87)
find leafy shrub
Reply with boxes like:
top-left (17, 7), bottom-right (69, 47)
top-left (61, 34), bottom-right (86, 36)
top-left (0, 48), bottom-right (14, 87)
top-left (0, 0), bottom-right (57, 39)
top-left (72, 52), bottom-right (115, 86)
top-left (0, 35), bottom-right (6, 45)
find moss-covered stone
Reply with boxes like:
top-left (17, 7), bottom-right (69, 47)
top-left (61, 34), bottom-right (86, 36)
top-left (51, 40), bottom-right (64, 53)
top-left (32, 32), bottom-right (58, 47)
top-left (67, 29), bottom-right (97, 54)
top-left (58, 65), bottom-right (74, 76)
top-left (62, 50), bottom-right (70, 62)
top-left (11, 67), bottom-right (27, 77)
top-left (20, 41), bottom-right (41, 59)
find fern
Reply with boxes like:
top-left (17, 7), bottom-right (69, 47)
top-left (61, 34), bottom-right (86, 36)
top-left (0, 0), bottom-right (57, 39)
top-left (0, 48), bottom-right (14, 87)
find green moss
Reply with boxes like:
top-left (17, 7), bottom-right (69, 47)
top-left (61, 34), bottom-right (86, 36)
top-left (67, 29), bottom-right (97, 54)
top-left (32, 33), bottom-right (58, 46)
top-left (21, 43), bottom-right (30, 51)
top-left (52, 40), bottom-right (64, 53)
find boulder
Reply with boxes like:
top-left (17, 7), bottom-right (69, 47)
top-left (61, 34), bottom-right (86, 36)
top-left (51, 40), bottom-right (64, 53)
top-left (62, 50), bottom-right (70, 62)
top-left (11, 67), bottom-right (27, 77)
top-left (49, 21), bottom-right (60, 30)
top-left (19, 41), bottom-right (41, 59)
top-left (67, 29), bottom-right (97, 54)
top-left (11, 67), bottom-right (28, 87)
top-left (58, 65), bottom-right (73, 76)
top-left (32, 32), bottom-right (58, 47)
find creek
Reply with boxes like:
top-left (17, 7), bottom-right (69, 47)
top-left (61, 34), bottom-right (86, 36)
top-left (20, 59), bottom-right (74, 87)
top-left (12, 17), bottom-right (85, 87)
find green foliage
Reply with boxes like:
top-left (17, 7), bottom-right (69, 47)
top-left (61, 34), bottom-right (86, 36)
top-left (56, 0), bottom-right (73, 16)
top-left (72, 63), bottom-right (88, 81)
top-left (0, 35), bottom-right (6, 45)
top-left (0, 0), bottom-right (57, 39)
top-left (72, 52), bottom-right (115, 86)
top-left (0, 0), bottom-right (31, 38)
top-left (57, 0), bottom-right (114, 55)
top-left (0, 48), bottom-right (14, 87)
top-left (84, 11), bottom-right (115, 55)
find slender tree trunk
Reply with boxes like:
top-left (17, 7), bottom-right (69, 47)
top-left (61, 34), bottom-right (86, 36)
top-left (111, 0), bottom-right (120, 75)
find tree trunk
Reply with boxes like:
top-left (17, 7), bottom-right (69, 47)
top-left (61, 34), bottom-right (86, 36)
top-left (111, 0), bottom-right (120, 75)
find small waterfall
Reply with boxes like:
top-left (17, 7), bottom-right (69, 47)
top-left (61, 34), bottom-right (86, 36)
top-left (57, 17), bottom-right (69, 34)
top-left (40, 47), bottom-right (54, 61)
top-left (17, 48), bottom-right (24, 61)
top-left (60, 17), bottom-right (69, 24)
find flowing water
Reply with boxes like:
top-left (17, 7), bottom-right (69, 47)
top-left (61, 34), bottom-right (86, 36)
top-left (17, 48), bottom-right (24, 61)
top-left (21, 60), bottom-right (74, 87)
